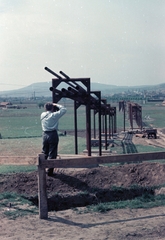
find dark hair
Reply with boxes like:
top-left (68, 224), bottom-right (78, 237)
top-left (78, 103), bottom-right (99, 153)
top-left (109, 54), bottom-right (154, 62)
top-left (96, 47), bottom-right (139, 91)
top-left (44, 102), bottom-right (53, 111)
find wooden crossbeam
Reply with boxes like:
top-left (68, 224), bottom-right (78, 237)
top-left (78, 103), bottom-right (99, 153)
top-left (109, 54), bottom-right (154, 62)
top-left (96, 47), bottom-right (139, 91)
top-left (38, 151), bottom-right (165, 169)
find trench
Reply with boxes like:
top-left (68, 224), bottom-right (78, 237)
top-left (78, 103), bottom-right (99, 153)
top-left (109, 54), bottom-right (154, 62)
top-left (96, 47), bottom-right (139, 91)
top-left (27, 186), bottom-right (155, 212)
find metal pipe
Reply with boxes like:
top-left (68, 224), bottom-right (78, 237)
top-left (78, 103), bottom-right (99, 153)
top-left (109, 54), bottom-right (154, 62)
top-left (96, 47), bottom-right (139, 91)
top-left (45, 67), bottom-right (62, 79)
top-left (59, 71), bottom-right (70, 79)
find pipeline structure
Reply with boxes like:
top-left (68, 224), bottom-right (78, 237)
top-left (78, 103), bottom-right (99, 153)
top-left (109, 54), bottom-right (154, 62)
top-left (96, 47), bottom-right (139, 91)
top-left (45, 67), bottom-right (117, 156)
top-left (119, 100), bottom-right (142, 131)
top-left (128, 102), bottom-right (142, 130)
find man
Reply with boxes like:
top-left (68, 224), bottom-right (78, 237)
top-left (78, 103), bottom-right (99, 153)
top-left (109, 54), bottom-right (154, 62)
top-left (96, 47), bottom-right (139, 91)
top-left (40, 102), bottom-right (67, 176)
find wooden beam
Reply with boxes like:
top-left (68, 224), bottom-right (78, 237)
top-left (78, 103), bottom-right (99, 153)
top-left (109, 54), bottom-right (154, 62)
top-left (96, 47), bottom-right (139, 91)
top-left (1, 151), bottom-right (165, 167)
top-left (38, 151), bottom-right (165, 169)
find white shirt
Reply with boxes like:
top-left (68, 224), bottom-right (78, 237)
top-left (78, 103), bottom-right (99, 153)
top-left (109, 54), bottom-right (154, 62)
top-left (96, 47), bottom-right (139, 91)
top-left (40, 104), bottom-right (67, 132)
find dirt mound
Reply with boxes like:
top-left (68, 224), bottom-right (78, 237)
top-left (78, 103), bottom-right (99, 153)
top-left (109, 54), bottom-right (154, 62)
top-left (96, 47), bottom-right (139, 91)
top-left (1, 162), bottom-right (165, 211)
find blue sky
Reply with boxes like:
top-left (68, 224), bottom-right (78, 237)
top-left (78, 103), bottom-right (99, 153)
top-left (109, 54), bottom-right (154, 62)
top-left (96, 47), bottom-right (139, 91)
top-left (1, 0), bottom-right (165, 91)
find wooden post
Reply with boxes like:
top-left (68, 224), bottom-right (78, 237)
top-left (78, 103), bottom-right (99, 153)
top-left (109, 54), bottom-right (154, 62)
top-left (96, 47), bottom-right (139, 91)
top-left (38, 154), bottom-right (48, 219)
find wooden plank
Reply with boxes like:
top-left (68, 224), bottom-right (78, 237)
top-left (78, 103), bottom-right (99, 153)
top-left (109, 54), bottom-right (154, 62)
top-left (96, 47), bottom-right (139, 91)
top-left (1, 151), bottom-right (165, 167)
top-left (38, 151), bottom-right (165, 169)
top-left (38, 157), bottom-right (48, 219)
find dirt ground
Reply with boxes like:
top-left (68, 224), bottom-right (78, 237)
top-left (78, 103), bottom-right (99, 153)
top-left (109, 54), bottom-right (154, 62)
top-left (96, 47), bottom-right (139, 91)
top-left (1, 130), bottom-right (165, 239)
top-left (1, 206), bottom-right (165, 240)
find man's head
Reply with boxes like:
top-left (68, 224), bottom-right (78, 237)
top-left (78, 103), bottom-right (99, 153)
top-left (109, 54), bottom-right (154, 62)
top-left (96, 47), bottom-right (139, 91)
top-left (44, 102), bottom-right (53, 111)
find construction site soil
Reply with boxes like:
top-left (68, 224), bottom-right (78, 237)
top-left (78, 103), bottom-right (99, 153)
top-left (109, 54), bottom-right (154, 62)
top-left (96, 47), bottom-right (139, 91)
top-left (1, 130), bottom-right (165, 239)
top-left (1, 161), bottom-right (165, 211)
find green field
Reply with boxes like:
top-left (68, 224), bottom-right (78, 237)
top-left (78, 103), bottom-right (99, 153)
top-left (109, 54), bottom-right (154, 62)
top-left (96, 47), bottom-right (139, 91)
top-left (0, 101), bottom-right (165, 138)
top-left (0, 100), bottom-right (165, 155)
top-left (0, 102), bottom-right (86, 139)
top-left (142, 102), bottom-right (165, 128)
top-left (0, 101), bottom-right (113, 139)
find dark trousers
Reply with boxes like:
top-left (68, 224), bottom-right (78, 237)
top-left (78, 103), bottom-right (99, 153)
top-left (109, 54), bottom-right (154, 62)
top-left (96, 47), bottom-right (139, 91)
top-left (42, 130), bottom-right (59, 174)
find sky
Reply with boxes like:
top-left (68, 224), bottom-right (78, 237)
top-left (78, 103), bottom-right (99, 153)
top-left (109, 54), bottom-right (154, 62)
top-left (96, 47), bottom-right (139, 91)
top-left (0, 0), bottom-right (165, 91)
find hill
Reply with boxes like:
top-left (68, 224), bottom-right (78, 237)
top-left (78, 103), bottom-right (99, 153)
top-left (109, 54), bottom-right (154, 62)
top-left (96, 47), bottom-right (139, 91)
top-left (0, 81), bottom-right (164, 98)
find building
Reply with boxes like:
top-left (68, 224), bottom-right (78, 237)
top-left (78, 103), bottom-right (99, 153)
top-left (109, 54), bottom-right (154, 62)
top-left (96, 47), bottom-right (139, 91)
top-left (0, 102), bottom-right (12, 108)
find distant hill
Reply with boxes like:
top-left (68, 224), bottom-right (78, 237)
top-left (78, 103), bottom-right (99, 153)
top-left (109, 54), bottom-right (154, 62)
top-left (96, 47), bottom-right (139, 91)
top-left (0, 81), bottom-right (164, 98)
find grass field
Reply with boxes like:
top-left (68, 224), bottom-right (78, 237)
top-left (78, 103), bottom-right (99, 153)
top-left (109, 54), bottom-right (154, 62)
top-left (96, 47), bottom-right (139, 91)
top-left (141, 102), bottom-right (165, 128)
top-left (0, 100), bottom-right (134, 139)
top-left (0, 100), bottom-right (165, 151)
top-left (0, 102), bottom-right (90, 139)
